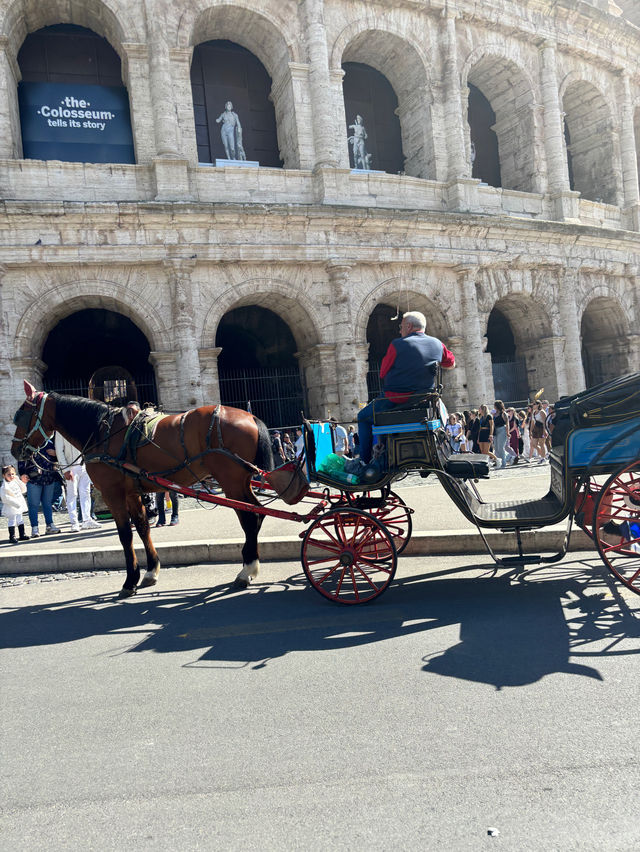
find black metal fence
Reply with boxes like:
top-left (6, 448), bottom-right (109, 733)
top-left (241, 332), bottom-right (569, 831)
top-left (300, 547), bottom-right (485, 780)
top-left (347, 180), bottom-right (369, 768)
top-left (366, 361), bottom-right (382, 401)
top-left (218, 365), bottom-right (307, 429)
top-left (491, 359), bottom-right (528, 405)
top-left (43, 373), bottom-right (159, 406)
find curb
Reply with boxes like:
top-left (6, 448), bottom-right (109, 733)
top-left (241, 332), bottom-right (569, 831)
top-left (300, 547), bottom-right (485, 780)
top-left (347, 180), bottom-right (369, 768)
top-left (0, 527), bottom-right (593, 575)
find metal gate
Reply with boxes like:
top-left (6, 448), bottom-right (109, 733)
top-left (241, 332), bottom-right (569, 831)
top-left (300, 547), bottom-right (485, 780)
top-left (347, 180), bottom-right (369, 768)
top-left (367, 360), bottom-right (382, 401)
top-left (218, 365), bottom-right (307, 429)
top-left (491, 359), bottom-right (528, 404)
top-left (43, 372), bottom-right (158, 405)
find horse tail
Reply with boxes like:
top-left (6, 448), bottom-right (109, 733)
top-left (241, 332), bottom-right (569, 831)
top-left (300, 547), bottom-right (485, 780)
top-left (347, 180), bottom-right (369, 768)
top-left (253, 417), bottom-right (274, 472)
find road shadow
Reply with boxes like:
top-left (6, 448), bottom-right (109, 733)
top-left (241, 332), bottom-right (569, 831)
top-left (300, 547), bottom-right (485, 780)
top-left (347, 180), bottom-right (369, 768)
top-left (1, 557), bottom-right (638, 688)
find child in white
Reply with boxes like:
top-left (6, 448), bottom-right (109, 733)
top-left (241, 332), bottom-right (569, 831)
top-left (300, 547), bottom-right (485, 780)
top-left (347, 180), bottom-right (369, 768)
top-left (54, 432), bottom-right (101, 531)
top-left (1, 465), bottom-right (29, 544)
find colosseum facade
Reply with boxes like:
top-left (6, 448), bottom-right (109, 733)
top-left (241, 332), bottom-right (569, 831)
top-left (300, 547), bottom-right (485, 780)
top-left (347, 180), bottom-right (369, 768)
top-left (1, 0), bottom-right (639, 455)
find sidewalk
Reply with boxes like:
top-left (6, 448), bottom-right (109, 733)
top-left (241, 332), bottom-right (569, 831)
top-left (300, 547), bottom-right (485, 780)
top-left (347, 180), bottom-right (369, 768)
top-left (0, 465), bottom-right (591, 575)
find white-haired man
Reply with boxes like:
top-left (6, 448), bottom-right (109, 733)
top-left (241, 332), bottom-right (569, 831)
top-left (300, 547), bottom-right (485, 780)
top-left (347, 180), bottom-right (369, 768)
top-left (357, 311), bottom-right (456, 464)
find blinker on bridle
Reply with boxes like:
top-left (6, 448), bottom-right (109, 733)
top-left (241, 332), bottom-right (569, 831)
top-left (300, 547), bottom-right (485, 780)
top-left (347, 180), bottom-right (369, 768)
top-left (13, 392), bottom-right (50, 456)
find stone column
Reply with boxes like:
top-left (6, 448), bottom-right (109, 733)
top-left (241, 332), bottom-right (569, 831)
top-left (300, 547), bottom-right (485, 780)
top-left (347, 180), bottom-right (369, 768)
top-left (558, 266), bottom-right (586, 394)
top-left (538, 40), bottom-right (579, 221)
top-left (121, 43), bottom-right (156, 164)
top-left (296, 344), bottom-right (338, 419)
top-left (166, 257), bottom-right (203, 409)
top-left (625, 334), bottom-right (640, 373)
top-left (198, 347), bottom-right (222, 405)
top-left (270, 62), bottom-right (316, 170)
top-left (143, 0), bottom-right (191, 200)
top-left (170, 47), bottom-right (198, 167)
top-left (618, 73), bottom-right (640, 231)
top-left (441, 336), bottom-right (465, 411)
top-left (326, 261), bottom-right (364, 420)
top-left (0, 37), bottom-right (21, 159)
top-left (457, 267), bottom-right (489, 407)
top-left (298, 0), bottom-right (339, 169)
top-left (149, 350), bottom-right (180, 411)
top-left (536, 337), bottom-right (566, 402)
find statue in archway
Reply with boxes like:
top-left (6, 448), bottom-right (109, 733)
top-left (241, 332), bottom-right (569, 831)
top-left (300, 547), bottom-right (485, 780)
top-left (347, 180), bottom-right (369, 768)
top-left (216, 101), bottom-right (246, 161)
top-left (348, 115), bottom-right (371, 170)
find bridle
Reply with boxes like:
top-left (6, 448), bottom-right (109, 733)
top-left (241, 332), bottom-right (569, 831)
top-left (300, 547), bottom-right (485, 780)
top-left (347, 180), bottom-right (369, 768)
top-left (12, 392), bottom-right (51, 458)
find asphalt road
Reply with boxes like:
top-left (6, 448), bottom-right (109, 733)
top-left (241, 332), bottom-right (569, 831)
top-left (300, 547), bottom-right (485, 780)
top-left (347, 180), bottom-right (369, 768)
top-left (2, 553), bottom-right (639, 850)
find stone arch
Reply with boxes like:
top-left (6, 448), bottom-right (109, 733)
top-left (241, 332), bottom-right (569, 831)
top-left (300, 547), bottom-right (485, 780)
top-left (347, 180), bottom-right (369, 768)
top-left (201, 278), bottom-right (323, 352)
top-left (177, 2), bottom-right (298, 70)
top-left (485, 292), bottom-right (553, 402)
top-left (356, 276), bottom-right (453, 345)
top-left (335, 24), bottom-right (434, 177)
top-left (462, 49), bottom-right (539, 193)
top-left (580, 291), bottom-right (631, 385)
top-left (13, 280), bottom-right (168, 361)
top-left (1, 0), bottom-right (137, 60)
top-left (561, 78), bottom-right (619, 204)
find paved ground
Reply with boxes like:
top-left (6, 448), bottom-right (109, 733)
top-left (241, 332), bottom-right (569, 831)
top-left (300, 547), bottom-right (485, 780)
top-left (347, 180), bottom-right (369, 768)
top-left (1, 553), bottom-right (639, 850)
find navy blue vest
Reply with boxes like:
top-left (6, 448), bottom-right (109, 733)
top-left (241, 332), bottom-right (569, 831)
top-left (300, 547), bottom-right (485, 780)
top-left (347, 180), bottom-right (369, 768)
top-left (382, 333), bottom-right (443, 393)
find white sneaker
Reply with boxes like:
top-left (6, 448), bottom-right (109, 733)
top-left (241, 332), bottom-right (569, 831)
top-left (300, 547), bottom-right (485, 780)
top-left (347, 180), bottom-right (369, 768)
top-left (81, 519), bottom-right (101, 530)
top-left (31, 527), bottom-right (40, 538)
top-left (70, 522), bottom-right (81, 532)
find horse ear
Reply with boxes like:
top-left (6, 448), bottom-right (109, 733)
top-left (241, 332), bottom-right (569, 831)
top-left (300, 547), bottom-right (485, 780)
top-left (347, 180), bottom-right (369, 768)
top-left (24, 379), bottom-right (37, 400)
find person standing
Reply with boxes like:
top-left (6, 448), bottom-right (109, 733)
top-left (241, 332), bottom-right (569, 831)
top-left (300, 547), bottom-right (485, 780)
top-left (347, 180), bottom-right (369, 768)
top-left (529, 401), bottom-right (548, 463)
top-left (155, 490), bottom-right (179, 527)
top-left (477, 404), bottom-right (497, 462)
top-left (18, 438), bottom-right (61, 537)
top-left (507, 407), bottom-right (521, 465)
top-left (54, 432), bottom-right (101, 532)
top-left (329, 418), bottom-right (349, 456)
top-left (271, 431), bottom-right (285, 464)
top-left (357, 311), bottom-right (455, 464)
top-left (282, 432), bottom-right (296, 461)
top-left (1, 465), bottom-right (29, 544)
top-left (492, 400), bottom-right (509, 469)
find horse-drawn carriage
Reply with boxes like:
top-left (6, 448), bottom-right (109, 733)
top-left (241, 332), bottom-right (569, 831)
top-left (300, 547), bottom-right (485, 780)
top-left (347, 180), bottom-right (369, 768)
top-left (11, 373), bottom-right (640, 605)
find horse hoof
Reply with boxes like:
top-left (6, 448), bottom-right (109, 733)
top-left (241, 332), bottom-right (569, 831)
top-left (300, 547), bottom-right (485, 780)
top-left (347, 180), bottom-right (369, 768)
top-left (139, 576), bottom-right (158, 589)
top-left (118, 586), bottom-right (137, 599)
top-left (233, 577), bottom-right (249, 590)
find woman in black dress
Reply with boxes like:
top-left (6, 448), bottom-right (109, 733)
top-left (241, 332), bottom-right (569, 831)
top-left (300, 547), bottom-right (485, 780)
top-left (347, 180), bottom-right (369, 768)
top-left (477, 404), bottom-right (497, 462)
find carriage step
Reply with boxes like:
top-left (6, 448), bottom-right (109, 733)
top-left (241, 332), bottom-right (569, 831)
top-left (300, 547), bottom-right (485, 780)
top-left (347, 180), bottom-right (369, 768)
top-left (498, 555), bottom-right (543, 566)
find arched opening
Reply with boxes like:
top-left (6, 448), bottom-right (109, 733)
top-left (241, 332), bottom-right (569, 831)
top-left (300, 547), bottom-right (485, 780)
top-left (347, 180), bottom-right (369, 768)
top-left (486, 306), bottom-right (528, 402)
top-left (581, 297), bottom-right (629, 387)
top-left (41, 308), bottom-right (157, 402)
top-left (366, 304), bottom-right (399, 397)
top-left (342, 62), bottom-right (403, 174)
top-left (562, 81), bottom-right (618, 204)
top-left (216, 306), bottom-right (305, 427)
top-left (191, 40), bottom-right (281, 166)
top-left (468, 84), bottom-right (501, 188)
top-left (17, 24), bottom-right (134, 163)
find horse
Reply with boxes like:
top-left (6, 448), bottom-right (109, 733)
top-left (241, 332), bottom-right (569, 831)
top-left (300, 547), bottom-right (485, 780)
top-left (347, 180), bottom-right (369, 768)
top-left (11, 380), bottom-right (308, 598)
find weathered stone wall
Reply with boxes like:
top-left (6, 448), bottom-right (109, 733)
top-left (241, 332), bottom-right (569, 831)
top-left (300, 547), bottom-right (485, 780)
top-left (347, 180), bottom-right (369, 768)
top-left (1, 0), bottom-right (640, 460)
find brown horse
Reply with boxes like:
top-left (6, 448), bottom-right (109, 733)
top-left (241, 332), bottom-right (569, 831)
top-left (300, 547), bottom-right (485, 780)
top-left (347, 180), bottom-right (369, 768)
top-left (11, 380), bottom-right (308, 598)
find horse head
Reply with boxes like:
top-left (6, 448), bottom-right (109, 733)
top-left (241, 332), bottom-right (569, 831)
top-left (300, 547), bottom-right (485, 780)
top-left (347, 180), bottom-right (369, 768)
top-left (264, 460), bottom-right (309, 505)
top-left (11, 380), bottom-right (55, 461)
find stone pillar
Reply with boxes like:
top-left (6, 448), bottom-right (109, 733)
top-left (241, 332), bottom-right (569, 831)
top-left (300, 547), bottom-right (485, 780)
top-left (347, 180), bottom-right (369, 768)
top-left (558, 267), bottom-right (586, 394)
top-left (298, 0), bottom-right (339, 169)
top-left (296, 344), bottom-right (338, 419)
top-left (149, 350), bottom-right (180, 411)
top-left (618, 73), bottom-right (640, 231)
top-left (457, 267), bottom-right (489, 407)
top-left (121, 43), bottom-right (156, 164)
top-left (170, 47), bottom-right (198, 167)
top-left (326, 261), bottom-right (363, 420)
top-left (144, 0), bottom-right (191, 200)
top-left (538, 41), bottom-right (580, 221)
top-left (0, 37), bottom-right (21, 159)
top-left (625, 334), bottom-right (640, 373)
top-left (198, 347), bottom-right (222, 406)
top-left (441, 336), bottom-right (465, 411)
top-left (165, 257), bottom-right (203, 409)
top-left (536, 337), bottom-right (566, 402)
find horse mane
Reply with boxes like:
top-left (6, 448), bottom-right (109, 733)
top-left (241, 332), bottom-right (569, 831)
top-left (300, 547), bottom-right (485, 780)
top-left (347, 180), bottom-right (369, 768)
top-left (49, 393), bottom-right (117, 448)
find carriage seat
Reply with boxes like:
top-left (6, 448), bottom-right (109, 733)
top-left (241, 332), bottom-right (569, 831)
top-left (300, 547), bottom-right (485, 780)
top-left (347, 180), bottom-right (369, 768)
top-left (444, 453), bottom-right (490, 479)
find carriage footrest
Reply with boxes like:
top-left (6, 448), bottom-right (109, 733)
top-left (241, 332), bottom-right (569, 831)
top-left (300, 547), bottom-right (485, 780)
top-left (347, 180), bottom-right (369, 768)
top-left (444, 454), bottom-right (490, 479)
top-left (498, 555), bottom-right (543, 566)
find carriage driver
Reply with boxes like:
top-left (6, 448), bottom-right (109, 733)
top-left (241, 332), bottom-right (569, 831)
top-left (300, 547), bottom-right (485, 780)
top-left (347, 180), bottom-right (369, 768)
top-left (357, 311), bottom-right (456, 464)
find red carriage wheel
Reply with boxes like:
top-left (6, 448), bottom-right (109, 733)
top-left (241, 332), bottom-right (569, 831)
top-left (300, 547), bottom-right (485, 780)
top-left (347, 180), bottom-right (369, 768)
top-left (367, 490), bottom-right (413, 554)
top-left (592, 462), bottom-right (640, 596)
top-left (300, 508), bottom-right (397, 604)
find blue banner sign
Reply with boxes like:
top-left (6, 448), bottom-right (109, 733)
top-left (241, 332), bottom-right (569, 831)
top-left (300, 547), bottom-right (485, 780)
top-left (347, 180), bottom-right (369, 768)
top-left (18, 82), bottom-right (135, 164)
